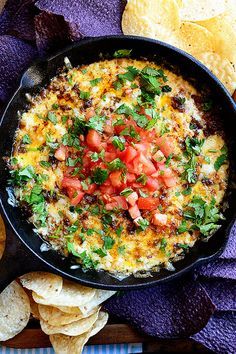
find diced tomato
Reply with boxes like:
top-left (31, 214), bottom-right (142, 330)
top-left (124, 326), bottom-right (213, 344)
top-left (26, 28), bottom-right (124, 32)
top-left (153, 150), bottom-right (166, 163)
top-left (157, 166), bottom-right (173, 178)
top-left (126, 173), bottom-right (136, 184)
top-left (109, 171), bottom-right (123, 188)
top-left (105, 151), bottom-right (116, 162)
top-left (86, 129), bottom-right (101, 150)
top-left (70, 191), bottom-right (85, 206)
top-left (100, 185), bottom-right (116, 195)
top-left (128, 204), bottom-right (141, 219)
top-left (86, 183), bottom-right (97, 194)
top-left (156, 136), bottom-right (174, 157)
top-left (119, 146), bottom-right (137, 163)
top-left (139, 153), bottom-right (156, 175)
top-left (61, 177), bottom-right (82, 190)
top-left (137, 197), bottom-right (159, 210)
top-left (54, 145), bottom-right (67, 161)
top-left (66, 187), bottom-right (76, 199)
top-left (152, 213), bottom-right (167, 226)
top-left (113, 196), bottom-right (128, 210)
top-left (132, 156), bottom-right (143, 175)
top-left (114, 124), bottom-right (126, 134)
top-left (163, 176), bottom-right (177, 188)
top-left (126, 192), bottom-right (138, 206)
top-left (105, 202), bottom-right (119, 210)
top-left (146, 177), bottom-right (159, 192)
top-left (135, 143), bottom-right (149, 153)
top-left (103, 119), bottom-right (114, 134)
top-left (85, 108), bottom-right (96, 120)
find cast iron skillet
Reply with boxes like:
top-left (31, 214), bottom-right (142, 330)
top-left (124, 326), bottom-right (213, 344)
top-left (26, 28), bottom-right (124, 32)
top-left (0, 36), bottom-right (236, 292)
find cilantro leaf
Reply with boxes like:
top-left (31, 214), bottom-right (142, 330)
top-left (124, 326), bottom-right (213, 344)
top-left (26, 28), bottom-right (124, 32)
top-left (90, 78), bottom-right (102, 86)
top-left (107, 158), bottom-right (126, 171)
top-left (112, 136), bottom-right (125, 151)
top-left (22, 134), bottom-right (31, 144)
top-left (48, 112), bottom-right (57, 125)
top-left (103, 236), bottom-right (115, 250)
top-left (214, 154), bottom-right (227, 171)
top-left (91, 167), bottom-right (108, 185)
top-left (113, 49), bottom-right (132, 58)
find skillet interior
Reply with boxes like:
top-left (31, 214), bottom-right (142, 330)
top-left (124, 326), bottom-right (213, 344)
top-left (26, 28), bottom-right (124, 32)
top-left (0, 36), bottom-right (236, 290)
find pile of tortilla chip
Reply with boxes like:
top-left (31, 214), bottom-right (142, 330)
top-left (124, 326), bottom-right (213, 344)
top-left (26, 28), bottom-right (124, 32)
top-left (122, 0), bottom-right (236, 94)
top-left (0, 269), bottom-right (114, 353)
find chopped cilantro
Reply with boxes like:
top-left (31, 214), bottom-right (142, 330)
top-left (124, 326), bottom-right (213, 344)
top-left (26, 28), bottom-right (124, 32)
top-left (118, 66), bottom-right (139, 82)
top-left (116, 225), bottom-right (123, 237)
top-left (137, 218), bottom-right (149, 231)
top-left (90, 150), bottom-right (105, 162)
top-left (177, 220), bottom-right (188, 234)
top-left (48, 112), bottom-right (57, 125)
top-left (81, 180), bottom-right (89, 191)
top-left (165, 153), bottom-right (173, 167)
top-left (66, 157), bottom-right (81, 167)
top-left (159, 238), bottom-right (167, 252)
top-left (112, 136), bottom-right (125, 151)
top-left (113, 49), bottom-right (132, 58)
top-left (93, 248), bottom-right (107, 257)
top-left (9, 165), bottom-right (35, 185)
top-left (113, 80), bottom-right (122, 90)
top-left (79, 91), bottom-right (90, 100)
top-left (202, 99), bottom-right (213, 112)
top-left (39, 161), bottom-right (51, 168)
top-left (52, 103), bottom-right (59, 110)
top-left (22, 134), bottom-right (31, 144)
top-left (87, 115), bottom-right (106, 132)
top-left (92, 167), bottom-right (108, 185)
top-left (120, 188), bottom-right (133, 197)
top-left (103, 236), bottom-right (115, 250)
top-left (118, 245), bottom-right (126, 255)
top-left (137, 173), bottom-right (147, 185)
top-left (90, 77), bottom-right (102, 86)
top-left (214, 154), bottom-right (227, 171)
top-left (107, 158), bottom-right (126, 171)
top-left (182, 186), bottom-right (192, 195)
top-left (120, 126), bottom-right (140, 141)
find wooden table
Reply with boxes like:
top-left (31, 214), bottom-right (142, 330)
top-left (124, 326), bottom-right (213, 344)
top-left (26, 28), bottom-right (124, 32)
top-left (2, 319), bottom-right (212, 353)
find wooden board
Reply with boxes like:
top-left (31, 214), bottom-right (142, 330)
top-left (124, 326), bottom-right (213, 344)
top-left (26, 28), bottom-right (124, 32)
top-left (2, 322), bottom-right (212, 353)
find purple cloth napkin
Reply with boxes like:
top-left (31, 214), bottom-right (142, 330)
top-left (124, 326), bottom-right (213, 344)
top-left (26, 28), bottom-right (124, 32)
top-left (0, 1), bottom-right (235, 353)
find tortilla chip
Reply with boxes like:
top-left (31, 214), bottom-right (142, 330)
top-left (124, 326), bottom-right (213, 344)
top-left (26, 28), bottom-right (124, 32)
top-left (20, 272), bottom-right (63, 298)
top-left (200, 278), bottom-right (236, 311)
top-left (38, 304), bottom-right (98, 326)
top-left (35, 11), bottom-right (72, 54)
top-left (90, 311), bottom-right (109, 337)
top-left (179, 0), bottom-right (226, 22)
top-left (220, 221), bottom-right (236, 259)
top-left (122, 0), bottom-right (180, 38)
top-left (196, 258), bottom-right (236, 279)
top-left (0, 281), bottom-right (30, 341)
top-left (54, 305), bottom-right (84, 314)
top-left (79, 289), bottom-right (116, 314)
top-left (197, 16), bottom-right (236, 65)
top-left (40, 310), bottom-right (99, 336)
top-left (105, 277), bottom-right (215, 338)
top-left (0, 35), bottom-right (36, 103)
top-left (196, 52), bottom-right (236, 94)
top-left (0, 215), bottom-right (6, 242)
top-left (176, 22), bottom-right (215, 56)
top-left (191, 312), bottom-right (236, 353)
top-left (50, 331), bottom-right (91, 354)
top-left (32, 279), bottom-right (96, 307)
top-left (36, 0), bottom-right (125, 37)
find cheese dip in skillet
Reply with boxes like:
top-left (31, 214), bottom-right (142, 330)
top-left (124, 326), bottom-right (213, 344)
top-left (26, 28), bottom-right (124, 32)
top-left (9, 52), bottom-right (229, 277)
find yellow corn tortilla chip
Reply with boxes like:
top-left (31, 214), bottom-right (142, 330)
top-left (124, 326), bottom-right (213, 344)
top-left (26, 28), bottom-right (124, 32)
top-left (179, 0), bottom-right (226, 21)
top-left (0, 215), bottom-right (6, 242)
top-left (196, 52), bottom-right (236, 94)
top-left (38, 304), bottom-right (99, 326)
top-left (54, 305), bottom-right (84, 314)
top-left (176, 22), bottom-right (215, 56)
top-left (0, 281), bottom-right (30, 341)
top-left (90, 311), bottom-right (108, 337)
top-left (79, 289), bottom-right (116, 314)
top-left (122, 0), bottom-right (180, 38)
top-left (50, 331), bottom-right (91, 354)
top-left (20, 272), bottom-right (63, 298)
top-left (32, 279), bottom-right (96, 307)
top-left (40, 310), bottom-right (99, 336)
top-left (197, 16), bottom-right (236, 66)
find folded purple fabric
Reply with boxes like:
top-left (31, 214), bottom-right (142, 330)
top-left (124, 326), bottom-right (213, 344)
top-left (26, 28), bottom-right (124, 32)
top-left (0, 1), bottom-right (235, 353)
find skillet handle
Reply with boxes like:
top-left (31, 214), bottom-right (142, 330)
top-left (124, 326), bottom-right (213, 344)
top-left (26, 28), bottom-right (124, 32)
top-left (0, 224), bottom-right (47, 293)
